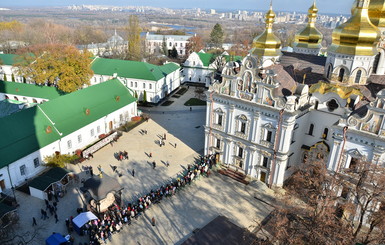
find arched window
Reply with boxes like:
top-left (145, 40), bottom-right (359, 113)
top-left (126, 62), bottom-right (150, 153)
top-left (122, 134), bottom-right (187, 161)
top-left (327, 99), bottom-right (339, 112)
top-left (314, 100), bottom-right (319, 110)
top-left (308, 124), bottom-right (314, 135)
top-left (326, 64), bottom-right (332, 79)
top-left (323, 128), bottom-right (329, 139)
top-left (355, 70), bottom-right (362, 84)
top-left (373, 52), bottom-right (381, 74)
top-left (338, 68), bottom-right (345, 82)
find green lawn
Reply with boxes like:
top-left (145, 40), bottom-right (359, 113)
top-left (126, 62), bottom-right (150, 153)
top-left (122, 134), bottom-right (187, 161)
top-left (176, 87), bottom-right (188, 95)
top-left (184, 98), bottom-right (207, 106)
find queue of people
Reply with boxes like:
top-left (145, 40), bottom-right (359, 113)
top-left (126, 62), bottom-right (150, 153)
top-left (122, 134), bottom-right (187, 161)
top-left (76, 155), bottom-right (215, 244)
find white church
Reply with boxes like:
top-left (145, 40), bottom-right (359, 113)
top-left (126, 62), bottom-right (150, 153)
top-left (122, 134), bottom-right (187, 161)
top-left (204, 0), bottom-right (385, 190)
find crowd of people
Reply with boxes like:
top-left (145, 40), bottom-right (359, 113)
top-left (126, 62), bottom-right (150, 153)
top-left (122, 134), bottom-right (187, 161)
top-left (73, 155), bottom-right (215, 245)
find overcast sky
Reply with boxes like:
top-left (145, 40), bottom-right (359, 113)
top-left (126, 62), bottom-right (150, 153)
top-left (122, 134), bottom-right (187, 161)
top-left (1, 0), bottom-right (353, 15)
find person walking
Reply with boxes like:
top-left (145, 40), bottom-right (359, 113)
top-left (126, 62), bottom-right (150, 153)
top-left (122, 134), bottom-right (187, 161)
top-left (41, 209), bottom-right (45, 219)
top-left (90, 166), bottom-right (93, 176)
top-left (152, 161), bottom-right (156, 169)
top-left (32, 217), bottom-right (37, 226)
top-left (54, 214), bottom-right (59, 223)
top-left (151, 217), bottom-right (156, 226)
top-left (164, 133), bottom-right (166, 140)
top-left (132, 169), bottom-right (135, 177)
top-left (53, 201), bottom-right (57, 211)
top-left (174, 143), bottom-right (177, 148)
top-left (149, 152), bottom-right (152, 158)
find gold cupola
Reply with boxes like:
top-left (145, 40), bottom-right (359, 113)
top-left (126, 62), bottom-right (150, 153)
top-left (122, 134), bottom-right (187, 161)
top-left (368, 0), bottom-right (385, 29)
top-left (292, 1), bottom-right (323, 52)
top-left (251, 2), bottom-right (281, 58)
top-left (328, 0), bottom-right (380, 56)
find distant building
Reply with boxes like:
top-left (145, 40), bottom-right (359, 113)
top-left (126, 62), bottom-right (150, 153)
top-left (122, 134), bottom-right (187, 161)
top-left (77, 30), bottom-right (128, 57)
top-left (144, 33), bottom-right (192, 56)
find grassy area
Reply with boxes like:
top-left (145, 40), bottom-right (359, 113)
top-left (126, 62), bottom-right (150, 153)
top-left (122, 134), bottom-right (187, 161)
top-left (176, 87), bottom-right (188, 95)
top-left (161, 100), bottom-right (174, 106)
top-left (184, 98), bottom-right (207, 106)
top-left (172, 94), bottom-right (181, 98)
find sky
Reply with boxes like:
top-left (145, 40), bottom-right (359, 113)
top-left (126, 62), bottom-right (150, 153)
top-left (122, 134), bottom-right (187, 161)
top-left (0, 0), bottom-right (353, 15)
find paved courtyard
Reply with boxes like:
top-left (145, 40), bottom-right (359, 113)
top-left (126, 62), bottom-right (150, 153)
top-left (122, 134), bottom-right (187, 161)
top-left (13, 86), bottom-right (275, 244)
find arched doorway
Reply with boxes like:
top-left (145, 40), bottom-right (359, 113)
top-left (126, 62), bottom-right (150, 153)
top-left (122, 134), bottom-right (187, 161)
top-left (355, 70), bottom-right (362, 84)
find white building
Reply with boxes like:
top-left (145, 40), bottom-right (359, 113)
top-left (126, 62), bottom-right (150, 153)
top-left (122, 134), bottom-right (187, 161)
top-left (144, 33), bottom-right (192, 56)
top-left (91, 57), bottom-right (182, 103)
top-left (0, 79), bottom-right (137, 192)
top-left (182, 51), bottom-right (242, 87)
top-left (205, 0), bottom-right (385, 190)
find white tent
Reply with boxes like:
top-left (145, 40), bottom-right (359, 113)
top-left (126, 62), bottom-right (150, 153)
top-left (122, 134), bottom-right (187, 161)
top-left (72, 211), bottom-right (98, 234)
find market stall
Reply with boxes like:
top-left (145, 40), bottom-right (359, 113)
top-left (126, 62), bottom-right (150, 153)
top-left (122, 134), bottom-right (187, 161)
top-left (29, 167), bottom-right (70, 200)
top-left (72, 211), bottom-right (98, 235)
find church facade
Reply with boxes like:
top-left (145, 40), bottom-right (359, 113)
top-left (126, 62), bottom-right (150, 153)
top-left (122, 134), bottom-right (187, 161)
top-left (204, 0), bottom-right (385, 190)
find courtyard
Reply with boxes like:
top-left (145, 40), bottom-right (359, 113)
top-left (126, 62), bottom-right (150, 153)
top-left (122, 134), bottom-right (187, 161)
top-left (12, 86), bottom-right (275, 245)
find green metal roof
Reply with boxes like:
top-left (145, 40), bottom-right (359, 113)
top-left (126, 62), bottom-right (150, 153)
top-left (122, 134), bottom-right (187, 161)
top-left (91, 57), bottom-right (180, 81)
top-left (29, 167), bottom-right (70, 191)
top-left (0, 54), bottom-right (20, 66)
top-left (0, 80), bottom-right (65, 100)
top-left (0, 79), bottom-right (137, 168)
top-left (196, 52), bottom-right (243, 67)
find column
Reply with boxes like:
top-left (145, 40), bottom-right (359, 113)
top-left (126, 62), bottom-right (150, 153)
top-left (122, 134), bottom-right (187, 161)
top-left (246, 146), bottom-right (257, 175)
top-left (205, 99), bottom-right (212, 127)
top-left (251, 112), bottom-right (260, 143)
top-left (226, 105), bottom-right (235, 134)
top-left (329, 140), bottom-right (342, 171)
top-left (223, 138), bottom-right (233, 165)
top-left (204, 128), bottom-right (210, 155)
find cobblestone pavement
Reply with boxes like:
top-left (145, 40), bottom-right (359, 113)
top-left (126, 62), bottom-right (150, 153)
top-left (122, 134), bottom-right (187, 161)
top-left (13, 86), bottom-right (275, 244)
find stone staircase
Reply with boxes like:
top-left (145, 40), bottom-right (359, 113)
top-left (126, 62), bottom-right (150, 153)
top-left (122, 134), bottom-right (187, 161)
top-left (218, 168), bottom-right (249, 185)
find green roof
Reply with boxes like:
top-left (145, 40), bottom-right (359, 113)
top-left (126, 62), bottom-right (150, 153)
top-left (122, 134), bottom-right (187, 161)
top-left (0, 202), bottom-right (16, 219)
top-left (29, 167), bottom-right (70, 191)
top-left (196, 52), bottom-right (243, 67)
top-left (0, 80), bottom-right (64, 100)
top-left (0, 54), bottom-right (20, 66)
top-left (91, 57), bottom-right (180, 81)
top-left (0, 79), bottom-right (137, 168)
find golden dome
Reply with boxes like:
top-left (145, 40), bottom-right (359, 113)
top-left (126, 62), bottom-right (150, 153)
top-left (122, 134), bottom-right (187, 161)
top-left (368, 0), bottom-right (385, 28)
top-left (328, 0), bottom-right (380, 56)
top-left (292, 1), bottom-right (323, 49)
top-left (252, 3), bottom-right (281, 57)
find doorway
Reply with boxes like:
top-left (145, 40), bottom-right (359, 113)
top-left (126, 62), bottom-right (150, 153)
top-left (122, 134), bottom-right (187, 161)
top-left (0, 180), bottom-right (5, 191)
top-left (260, 172), bottom-right (267, 183)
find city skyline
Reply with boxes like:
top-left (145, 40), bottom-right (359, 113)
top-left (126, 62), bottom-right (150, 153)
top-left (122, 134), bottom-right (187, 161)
top-left (1, 0), bottom-right (352, 15)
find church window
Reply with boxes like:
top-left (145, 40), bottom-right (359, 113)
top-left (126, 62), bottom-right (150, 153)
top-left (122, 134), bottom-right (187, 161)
top-left (130, 81), bottom-right (133, 87)
top-left (216, 138), bottom-right (221, 149)
top-left (238, 147), bottom-right (244, 158)
top-left (338, 68), bottom-right (345, 82)
top-left (143, 83), bottom-right (146, 89)
top-left (240, 122), bottom-right (246, 134)
top-left (217, 114), bottom-right (223, 126)
top-left (14, 96), bottom-right (18, 101)
top-left (262, 156), bottom-right (269, 168)
top-left (355, 70), bottom-right (362, 84)
top-left (327, 99), bottom-right (339, 112)
top-left (373, 52), bottom-right (381, 74)
top-left (97, 126), bottom-right (101, 134)
top-left (266, 130), bottom-right (273, 142)
top-left (67, 140), bottom-right (72, 149)
top-left (308, 124), bottom-right (314, 135)
top-left (90, 129), bottom-right (95, 137)
top-left (315, 100), bottom-right (319, 110)
top-left (322, 128), bottom-right (328, 139)
top-left (149, 84), bottom-right (152, 89)
top-left (349, 157), bottom-right (359, 171)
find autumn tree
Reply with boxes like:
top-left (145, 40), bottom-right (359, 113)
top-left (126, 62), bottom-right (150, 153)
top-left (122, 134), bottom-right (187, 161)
top-left (257, 160), bottom-right (385, 245)
top-left (127, 15), bottom-right (142, 61)
top-left (186, 35), bottom-right (205, 54)
top-left (73, 26), bottom-right (107, 45)
top-left (44, 153), bottom-right (79, 168)
top-left (209, 23), bottom-right (224, 49)
top-left (16, 44), bottom-right (94, 93)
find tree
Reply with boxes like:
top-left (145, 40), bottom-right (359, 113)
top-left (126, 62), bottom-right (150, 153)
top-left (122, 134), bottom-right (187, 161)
top-left (257, 160), bottom-right (385, 245)
top-left (209, 23), bottom-right (224, 49)
top-left (143, 90), bottom-right (147, 103)
top-left (186, 35), bottom-right (205, 54)
top-left (16, 44), bottom-right (94, 93)
top-left (127, 15), bottom-right (142, 61)
top-left (44, 153), bottom-right (79, 168)
top-left (170, 46), bottom-right (178, 59)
